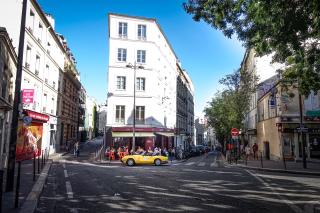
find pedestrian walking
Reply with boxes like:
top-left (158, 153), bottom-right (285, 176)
top-left (245, 145), bottom-right (251, 160)
top-left (252, 143), bottom-right (258, 160)
top-left (74, 141), bottom-right (80, 157)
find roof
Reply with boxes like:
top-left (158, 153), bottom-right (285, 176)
top-left (108, 13), bottom-right (178, 60)
top-left (0, 27), bottom-right (18, 64)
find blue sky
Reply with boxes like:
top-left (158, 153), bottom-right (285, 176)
top-left (38, 0), bottom-right (245, 116)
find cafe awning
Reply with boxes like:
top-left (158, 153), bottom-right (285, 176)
top-left (155, 132), bottom-right (175, 137)
top-left (112, 132), bottom-right (155, 137)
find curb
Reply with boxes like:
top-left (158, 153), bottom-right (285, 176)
top-left (19, 160), bottom-right (52, 213)
top-left (237, 164), bottom-right (320, 176)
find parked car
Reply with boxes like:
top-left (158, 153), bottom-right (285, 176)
top-left (121, 152), bottom-right (168, 166)
top-left (189, 146), bottom-right (201, 156)
top-left (195, 145), bottom-right (205, 154)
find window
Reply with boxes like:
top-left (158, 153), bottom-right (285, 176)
top-left (136, 77), bottom-right (145, 91)
top-left (137, 24), bottom-right (146, 40)
top-left (29, 10), bottom-right (35, 32)
top-left (117, 48), bottom-right (127, 62)
top-left (38, 23), bottom-right (43, 43)
top-left (35, 55), bottom-right (40, 75)
top-left (115, 105), bottom-right (125, 123)
top-left (136, 106), bottom-right (145, 124)
top-left (116, 76), bottom-right (126, 90)
top-left (118, 22), bottom-right (127, 38)
top-left (25, 45), bottom-right (31, 68)
top-left (45, 64), bottom-right (49, 83)
top-left (43, 93), bottom-right (47, 112)
top-left (137, 50), bottom-right (146, 63)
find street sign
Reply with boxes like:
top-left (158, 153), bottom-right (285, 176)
top-left (296, 127), bottom-right (308, 133)
top-left (231, 128), bottom-right (239, 136)
top-left (22, 89), bottom-right (34, 104)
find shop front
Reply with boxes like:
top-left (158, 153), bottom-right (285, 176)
top-left (16, 110), bottom-right (49, 161)
top-left (108, 127), bottom-right (174, 152)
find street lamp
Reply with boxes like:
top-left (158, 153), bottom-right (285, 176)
top-left (126, 62), bottom-right (144, 153)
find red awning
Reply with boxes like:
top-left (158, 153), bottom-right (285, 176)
top-left (24, 110), bottom-right (49, 122)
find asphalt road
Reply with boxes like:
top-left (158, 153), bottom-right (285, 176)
top-left (36, 139), bottom-right (320, 213)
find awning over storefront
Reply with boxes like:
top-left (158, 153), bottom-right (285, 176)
top-left (112, 132), bottom-right (155, 137)
top-left (155, 132), bottom-right (175, 137)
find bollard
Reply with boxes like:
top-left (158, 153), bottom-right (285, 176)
top-left (33, 152), bottom-right (36, 181)
top-left (0, 170), bottom-right (3, 213)
top-left (14, 162), bottom-right (21, 208)
top-left (41, 150), bottom-right (44, 169)
top-left (260, 151), bottom-right (263, 168)
top-left (37, 153), bottom-right (40, 174)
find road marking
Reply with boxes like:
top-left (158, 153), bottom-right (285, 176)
top-left (64, 169), bottom-right (68, 178)
top-left (245, 169), bottom-right (304, 213)
top-left (210, 162), bottom-right (217, 167)
top-left (198, 162), bottom-right (205, 167)
top-left (65, 181), bottom-right (74, 199)
top-left (185, 162), bottom-right (195, 166)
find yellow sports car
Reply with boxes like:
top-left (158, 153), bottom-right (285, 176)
top-left (121, 152), bottom-right (168, 166)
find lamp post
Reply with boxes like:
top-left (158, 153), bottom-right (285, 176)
top-left (126, 62), bottom-right (144, 152)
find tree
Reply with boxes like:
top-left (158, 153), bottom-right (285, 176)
top-left (204, 68), bottom-right (257, 147)
top-left (183, 0), bottom-right (320, 95)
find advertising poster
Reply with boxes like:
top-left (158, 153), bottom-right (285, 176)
top-left (16, 121), bottom-right (43, 161)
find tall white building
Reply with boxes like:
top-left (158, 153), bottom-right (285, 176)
top-left (0, 0), bottom-right (78, 155)
top-left (106, 13), bottom-right (191, 150)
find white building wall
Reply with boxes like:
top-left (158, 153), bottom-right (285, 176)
top-left (0, 0), bottom-right (65, 154)
top-left (107, 14), bottom-right (177, 129)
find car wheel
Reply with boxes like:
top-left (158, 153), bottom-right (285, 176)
top-left (126, 158), bottom-right (135, 166)
top-left (154, 159), bottom-right (161, 166)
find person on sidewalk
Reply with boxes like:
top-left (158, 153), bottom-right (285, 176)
top-left (74, 141), bottom-right (80, 157)
top-left (245, 145), bottom-right (251, 160)
top-left (252, 143), bottom-right (258, 160)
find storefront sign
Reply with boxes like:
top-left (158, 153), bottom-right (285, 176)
top-left (22, 89), bottom-right (34, 104)
top-left (16, 121), bottom-right (43, 161)
top-left (25, 110), bottom-right (49, 122)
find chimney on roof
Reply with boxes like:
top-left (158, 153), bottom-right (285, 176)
top-left (45, 13), bottom-right (55, 30)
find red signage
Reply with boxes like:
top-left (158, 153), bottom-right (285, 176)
top-left (231, 128), bottom-right (239, 136)
top-left (22, 89), bottom-right (34, 104)
top-left (25, 110), bottom-right (49, 122)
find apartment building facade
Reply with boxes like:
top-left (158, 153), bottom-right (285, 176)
top-left (243, 49), bottom-right (320, 160)
top-left (175, 63), bottom-right (195, 150)
top-left (0, 0), bottom-right (82, 155)
top-left (0, 28), bottom-right (17, 172)
top-left (106, 13), bottom-right (193, 151)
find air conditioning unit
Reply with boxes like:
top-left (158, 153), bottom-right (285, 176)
top-left (35, 70), bottom-right (39, 75)
top-left (47, 50), bottom-right (50, 55)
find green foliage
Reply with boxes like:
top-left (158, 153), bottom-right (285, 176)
top-left (204, 69), bottom-right (257, 142)
top-left (184, 0), bottom-right (320, 95)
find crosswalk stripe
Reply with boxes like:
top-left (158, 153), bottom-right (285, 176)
top-left (210, 162), bottom-right (217, 167)
top-left (185, 162), bottom-right (195, 166)
top-left (198, 162), bottom-right (205, 166)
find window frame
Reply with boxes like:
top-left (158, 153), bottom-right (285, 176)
top-left (136, 77), bottom-right (145, 91)
top-left (116, 76), bottom-right (126, 90)
top-left (137, 24), bottom-right (146, 40)
top-left (118, 22), bottom-right (128, 38)
top-left (117, 48), bottom-right (127, 62)
top-left (137, 50), bottom-right (146, 63)
top-left (135, 106), bottom-right (145, 124)
top-left (115, 105), bottom-right (125, 124)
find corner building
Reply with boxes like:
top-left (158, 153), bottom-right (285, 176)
top-left (106, 14), bottom-right (194, 151)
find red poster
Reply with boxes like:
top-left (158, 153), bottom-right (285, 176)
top-left (22, 89), bottom-right (34, 104)
top-left (16, 121), bottom-right (43, 161)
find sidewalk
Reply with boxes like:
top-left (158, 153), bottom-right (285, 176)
top-left (2, 155), bottom-right (55, 213)
top-left (234, 159), bottom-right (320, 176)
